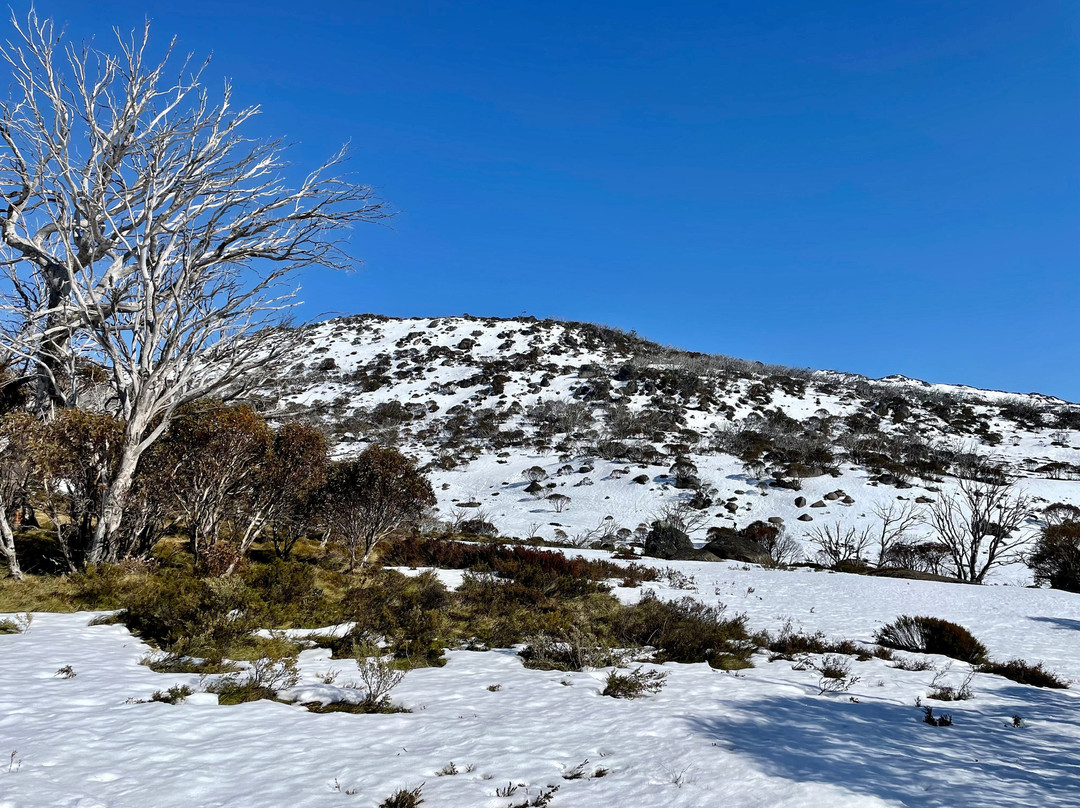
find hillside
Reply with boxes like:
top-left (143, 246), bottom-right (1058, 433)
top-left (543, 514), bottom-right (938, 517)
top-left (253, 314), bottom-right (1080, 583)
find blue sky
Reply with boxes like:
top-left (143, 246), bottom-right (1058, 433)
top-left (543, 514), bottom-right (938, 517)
top-left (31, 1), bottom-right (1080, 400)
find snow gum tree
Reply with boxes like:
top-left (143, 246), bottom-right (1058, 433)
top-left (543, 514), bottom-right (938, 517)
top-left (326, 446), bottom-right (435, 571)
top-left (0, 12), bottom-right (388, 564)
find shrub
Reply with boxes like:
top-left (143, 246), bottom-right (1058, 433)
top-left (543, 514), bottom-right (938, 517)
top-left (977, 659), bottom-right (1069, 689)
top-left (150, 684), bottom-right (194, 704)
top-left (0, 612), bottom-right (31, 634)
top-left (1027, 520), bottom-right (1080, 593)
top-left (875, 615), bottom-right (988, 664)
top-left (601, 666), bottom-right (669, 699)
top-left (122, 569), bottom-right (262, 661)
top-left (923, 706), bottom-right (952, 727)
top-left (205, 654), bottom-right (299, 705)
top-left (379, 785), bottom-right (424, 808)
top-left (766, 625), bottom-right (860, 660)
top-left (618, 592), bottom-right (751, 667)
top-left (338, 569), bottom-right (450, 665)
top-left (520, 627), bottom-right (627, 672)
top-left (341, 642), bottom-right (410, 711)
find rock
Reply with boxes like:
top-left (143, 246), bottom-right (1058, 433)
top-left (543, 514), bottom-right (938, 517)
top-left (724, 501), bottom-right (739, 513)
top-left (644, 522), bottom-right (695, 560)
top-left (795, 496), bottom-right (807, 507)
top-left (797, 514), bottom-right (814, 522)
top-left (810, 500), bottom-right (826, 508)
top-left (768, 516), bottom-right (784, 524)
top-left (703, 531), bottom-right (771, 565)
top-left (824, 492), bottom-right (840, 501)
top-left (841, 496), bottom-right (855, 505)
top-left (915, 496), bottom-right (935, 504)
top-left (459, 519), bottom-right (498, 537)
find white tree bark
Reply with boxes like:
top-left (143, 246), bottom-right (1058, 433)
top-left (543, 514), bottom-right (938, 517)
top-left (0, 11), bottom-right (389, 562)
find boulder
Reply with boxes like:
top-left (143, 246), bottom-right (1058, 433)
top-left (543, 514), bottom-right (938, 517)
top-left (459, 519), bottom-right (498, 538)
top-left (797, 514), bottom-right (814, 522)
top-left (644, 522), bottom-right (695, 560)
top-left (795, 496), bottom-right (807, 507)
top-left (810, 500), bottom-right (826, 508)
top-left (768, 516), bottom-right (784, 524)
top-left (703, 532), bottom-right (771, 565)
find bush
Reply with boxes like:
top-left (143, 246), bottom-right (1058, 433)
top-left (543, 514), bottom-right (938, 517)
top-left (338, 569), bottom-right (450, 665)
top-left (1027, 520), bottom-right (1080, 593)
top-left (379, 785), bottom-right (424, 808)
top-left (150, 684), bottom-right (194, 704)
top-left (977, 659), bottom-right (1069, 689)
top-left (206, 654), bottom-right (299, 705)
top-left (602, 666), bottom-right (669, 698)
top-left (923, 706), bottom-right (952, 727)
top-left (618, 592), bottom-right (751, 667)
top-left (875, 615), bottom-right (988, 664)
top-left (122, 569), bottom-right (262, 661)
top-left (519, 627), bottom-right (626, 672)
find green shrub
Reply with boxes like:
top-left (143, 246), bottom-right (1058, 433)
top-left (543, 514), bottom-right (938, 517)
top-left (150, 684), bottom-right (194, 704)
top-left (379, 785), bottom-right (423, 808)
top-left (206, 655), bottom-right (299, 705)
top-left (618, 592), bottom-right (751, 667)
top-left (875, 615), bottom-right (987, 664)
top-left (122, 569), bottom-right (261, 660)
top-left (977, 659), bottom-right (1069, 689)
top-left (338, 569), bottom-right (450, 665)
top-left (602, 666), bottom-right (668, 698)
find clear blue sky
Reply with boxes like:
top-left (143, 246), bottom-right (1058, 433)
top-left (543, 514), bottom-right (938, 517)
top-left (32, 1), bottom-right (1080, 400)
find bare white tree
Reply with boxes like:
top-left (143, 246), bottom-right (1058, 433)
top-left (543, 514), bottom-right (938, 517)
top-left (0, 12), bottom-right (389, 563)
top-left (924, 474), bottom-right (1034, 583)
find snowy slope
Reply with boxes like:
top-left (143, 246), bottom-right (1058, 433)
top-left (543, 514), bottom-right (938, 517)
top-left (252, 314), bottom-right (1080, 584)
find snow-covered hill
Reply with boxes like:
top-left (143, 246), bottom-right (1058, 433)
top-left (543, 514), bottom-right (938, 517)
top-left (253, 314), bottom-right (1080, 583)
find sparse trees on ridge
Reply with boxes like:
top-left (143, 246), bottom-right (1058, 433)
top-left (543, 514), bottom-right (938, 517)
top-left (0, 11), bottom-right (388, 563)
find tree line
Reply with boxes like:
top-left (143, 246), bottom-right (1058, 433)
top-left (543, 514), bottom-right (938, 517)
top-left (0, 402), bottom-right (434, 579)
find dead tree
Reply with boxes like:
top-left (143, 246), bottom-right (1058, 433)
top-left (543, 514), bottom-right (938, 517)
top-left (870, 500), bottom-right (923, 567)
top-left (925, 473), bottom-right (1033, 583)
top-left (0, 12), bottom-right (388, 563)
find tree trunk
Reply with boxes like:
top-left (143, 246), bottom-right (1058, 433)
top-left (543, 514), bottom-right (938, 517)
top-left (87, 445), bottom-right (141, 564)
top-left (0, 507), bottom-right (22, 580)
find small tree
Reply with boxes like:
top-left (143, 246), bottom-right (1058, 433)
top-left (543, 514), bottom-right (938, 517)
top-left (326, 446), bottom-right (435, 571)
top-left (547, 493), bottom-right (571, 513)
top-left (235, 421), bottom-right (328, 564)
top-left (870, 500), bottom-right (923, 567)
top-left (152, 403), bottom-right (272, 557)
top-left (34, 409), bottom-right (124, 570)
top-left (807, 521), bottom-right (872, 568)
top-left (523, 466), bottom-right (548, 484)
top-left (1027, 509), bottom-right (1080, 593)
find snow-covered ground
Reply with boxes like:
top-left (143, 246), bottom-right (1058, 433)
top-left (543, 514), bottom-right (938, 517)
top-left (3, 557), bottom-right (1079, 807)
top-left (257, 315), bottom-right (1080, 585)
top-left (5, 314), bottom-right (1080, 806)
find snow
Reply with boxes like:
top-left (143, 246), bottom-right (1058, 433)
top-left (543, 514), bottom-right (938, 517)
top-left (258, 315), bottom-right (1080, 587)
top-left (4, 314), bottom-right (1080, 806)
top-left (3, 559), bottom-right (1080, 807)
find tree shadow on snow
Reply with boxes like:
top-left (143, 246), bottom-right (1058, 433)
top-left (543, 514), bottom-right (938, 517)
top-left (1029, 615), bottom-right (1080, 633)
top-left (685, 688), bottom-right (1080, 808)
